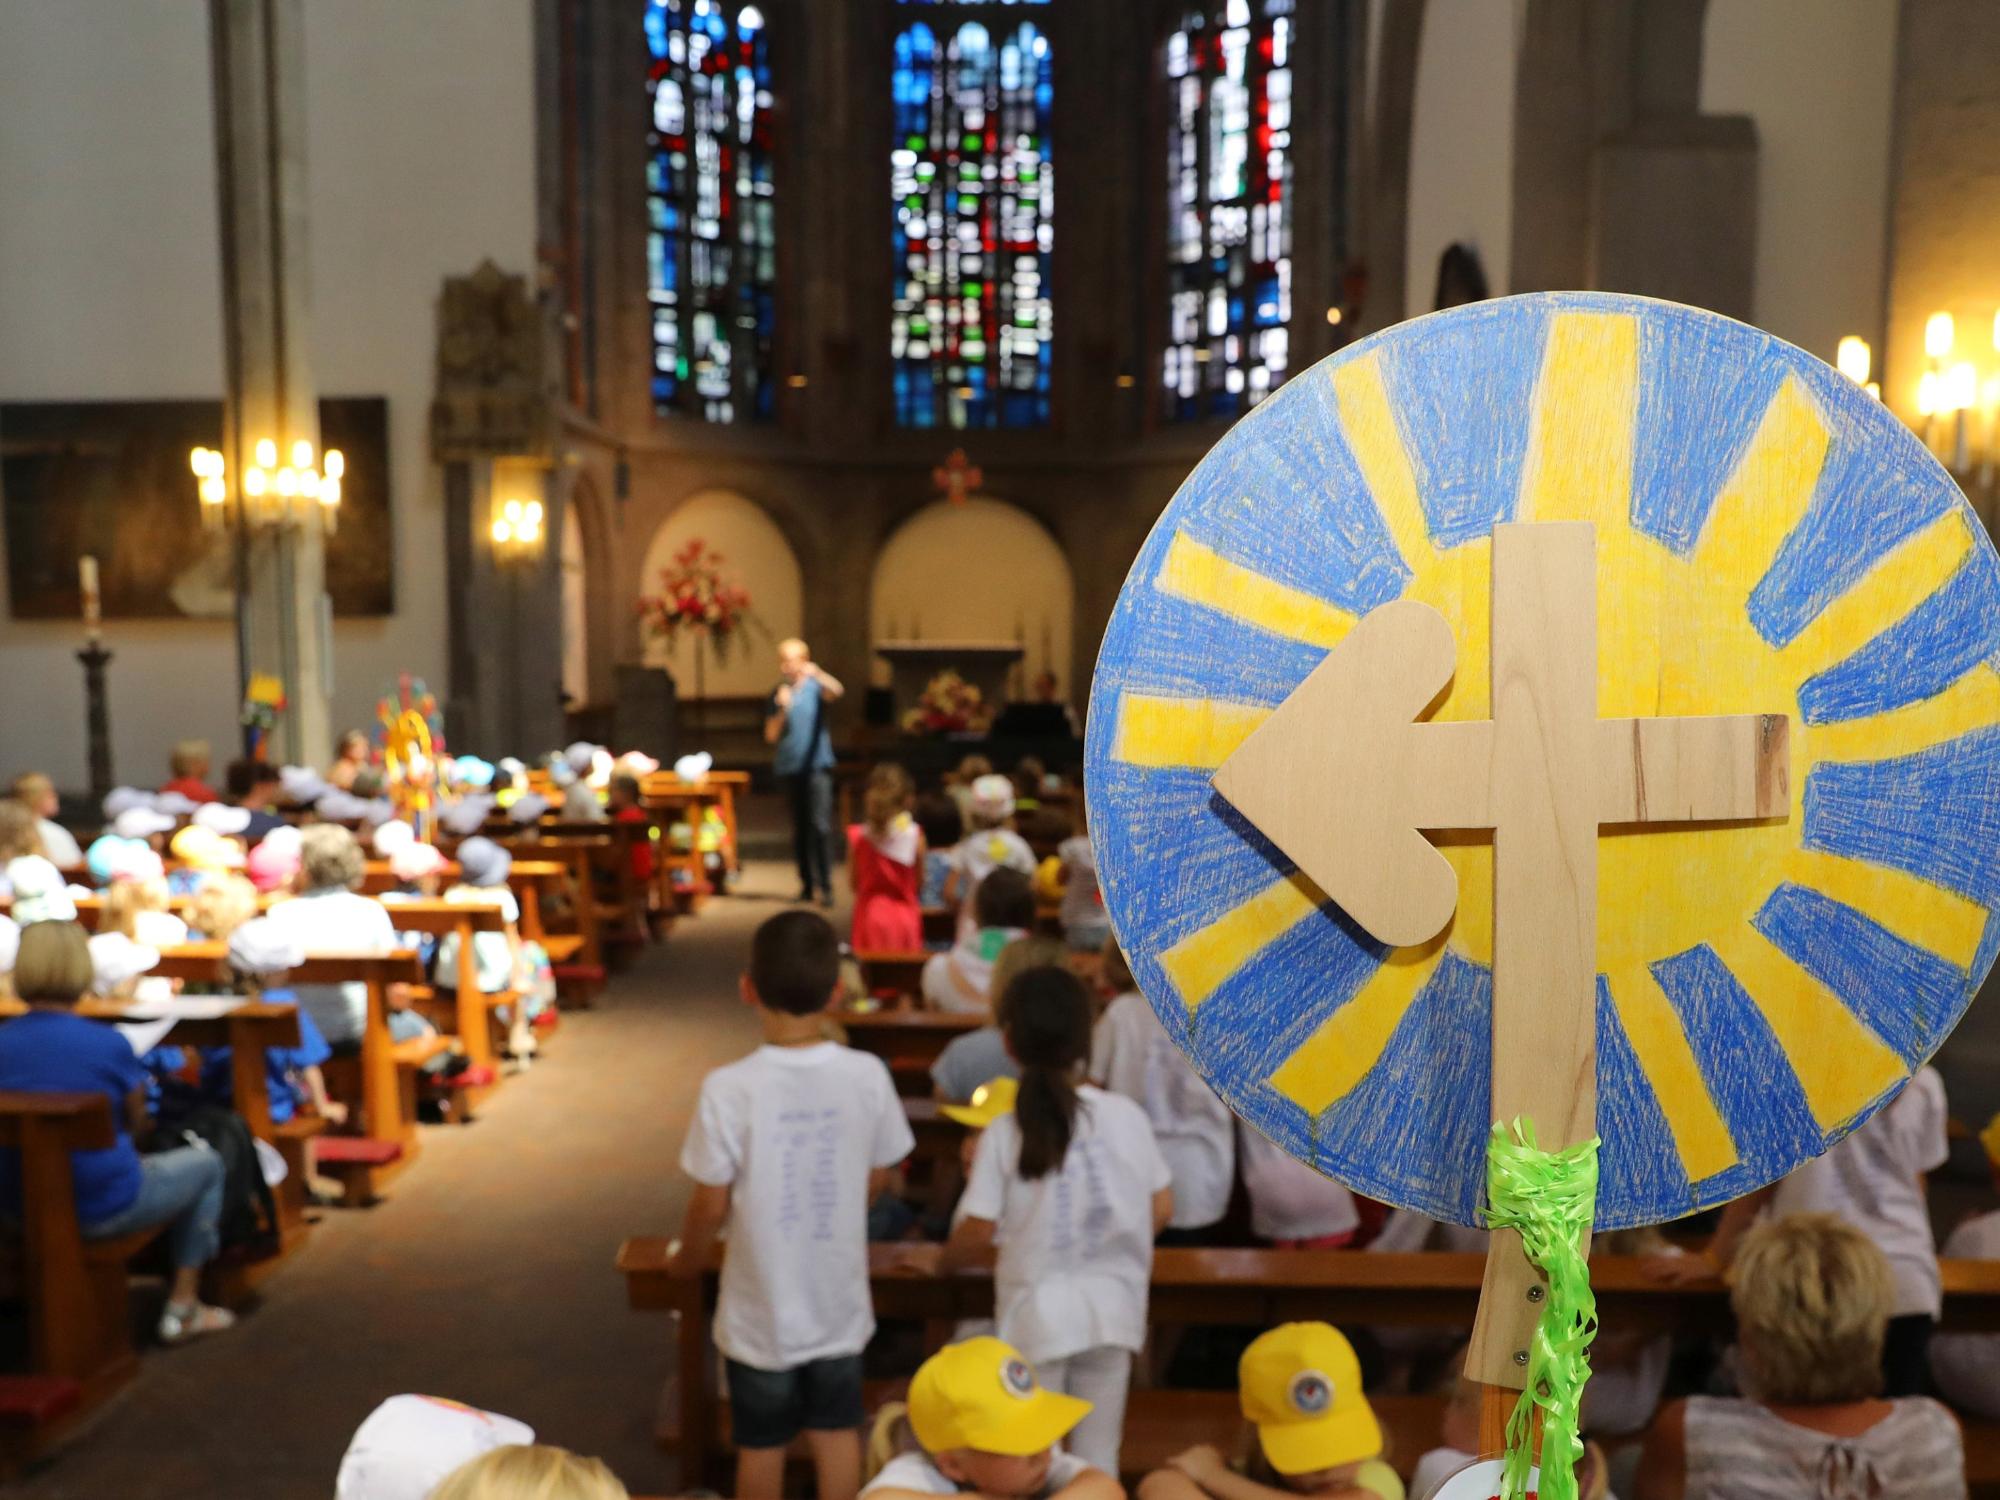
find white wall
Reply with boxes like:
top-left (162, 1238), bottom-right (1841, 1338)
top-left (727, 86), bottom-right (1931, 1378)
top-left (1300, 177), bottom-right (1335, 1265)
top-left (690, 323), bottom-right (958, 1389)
top-left (639, 491), bottom-right (805, 699)
top-left (1402, 0), bottom-right (1517, 320)
top-left (1701, 0), bottom-right (1897, 364)
top-left (869, 498), bottom-right (1074, 695)
top-left (0, 0), bottom-right (535, 793)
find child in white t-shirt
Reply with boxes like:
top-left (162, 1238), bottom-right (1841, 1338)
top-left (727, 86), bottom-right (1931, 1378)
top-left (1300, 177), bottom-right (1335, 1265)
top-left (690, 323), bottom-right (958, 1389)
top-left (1090, 942), bottom-right (1234, 1241)
top-left (943, 963), bottom-right (1174, 1477)
top-left (923, 867), bottom-right (1035, 1014)
top-left (1930, 1111), bottom-right (2000, 1419)
top-left (672, 910), bottom-right (915, 1500)
top-left (1668, 1066), bottom-right (1950, 1397)
top-left (433, 836), bottom-right (553, 1060)
top-left (861, 1335), bottom-right (1118, 1500)
top-left (1237, 1121), bottom-right (1359, 1248)
top-left (943, 775), bottom-right (1037, 917)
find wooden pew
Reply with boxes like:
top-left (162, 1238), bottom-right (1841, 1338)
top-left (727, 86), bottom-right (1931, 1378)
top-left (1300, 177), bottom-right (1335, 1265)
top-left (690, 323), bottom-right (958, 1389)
top-left (0, 1092), bottom-right (153, 1417)
top-left (484, 824), bottom-right (649, 948)
top-left (640, 769), bottom-right (748, 880)
top-left (619, 1242), bottom-right (2000, 1492)
top-left (855, 951), bottom-right (933, 1004)
top-left (834, 1006), bottom-right (983, 1096)
top-left (374, 900), bottom-right (520, 1106)
top-left (360, 857), bottom-right (602, 1004)
top-left (145, 946), bottom-right (428, 1203)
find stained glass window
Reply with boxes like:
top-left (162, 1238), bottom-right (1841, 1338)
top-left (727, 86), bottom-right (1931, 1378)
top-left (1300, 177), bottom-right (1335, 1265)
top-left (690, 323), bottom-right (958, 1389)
top-left (891, 16), bottom-right (1054, 430)
top-left (1164, 0), bottom-right (1295, 422)
top-left (645, 0), bottom-right (777, 423)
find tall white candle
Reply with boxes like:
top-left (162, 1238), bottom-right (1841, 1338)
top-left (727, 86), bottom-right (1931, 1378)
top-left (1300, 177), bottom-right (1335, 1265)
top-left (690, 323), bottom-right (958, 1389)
top-left (79, 554), bottom-right (101, 640)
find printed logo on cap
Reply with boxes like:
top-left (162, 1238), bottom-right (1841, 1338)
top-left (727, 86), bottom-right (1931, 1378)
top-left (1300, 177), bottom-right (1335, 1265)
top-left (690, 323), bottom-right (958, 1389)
top-left (1288, 1370), bottom-right (1332, 1417)
top-left (1000, 1357), bottom-right (1036, 1400)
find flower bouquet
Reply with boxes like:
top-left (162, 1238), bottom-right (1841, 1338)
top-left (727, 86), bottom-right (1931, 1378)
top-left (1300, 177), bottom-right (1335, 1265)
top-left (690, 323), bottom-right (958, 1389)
top-left (901, 670), bottom-right (994, 737)
top-left (636, 538), bottom-right (764, 663)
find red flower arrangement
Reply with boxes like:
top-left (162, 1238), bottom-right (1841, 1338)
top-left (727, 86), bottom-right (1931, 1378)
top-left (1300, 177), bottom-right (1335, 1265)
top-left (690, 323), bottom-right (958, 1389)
top-left (901, 670), bottom-right (994, 737)
top-left (636, 538), bottom-right (764, 663)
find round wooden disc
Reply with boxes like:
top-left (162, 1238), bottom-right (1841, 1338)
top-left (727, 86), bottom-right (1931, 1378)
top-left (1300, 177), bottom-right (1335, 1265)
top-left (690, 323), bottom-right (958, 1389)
top-left (1086, 291), bottom-right (2000, 1229)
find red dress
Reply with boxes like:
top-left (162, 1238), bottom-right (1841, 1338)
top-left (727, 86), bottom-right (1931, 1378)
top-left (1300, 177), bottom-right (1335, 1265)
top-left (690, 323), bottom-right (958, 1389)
top-left (847, 824), bottom-right (922, 950)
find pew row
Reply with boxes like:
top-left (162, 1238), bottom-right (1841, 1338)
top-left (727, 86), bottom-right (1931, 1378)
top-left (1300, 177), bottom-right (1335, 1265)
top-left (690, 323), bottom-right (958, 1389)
top-left (618, 1240), bottom-right (2000, 1491)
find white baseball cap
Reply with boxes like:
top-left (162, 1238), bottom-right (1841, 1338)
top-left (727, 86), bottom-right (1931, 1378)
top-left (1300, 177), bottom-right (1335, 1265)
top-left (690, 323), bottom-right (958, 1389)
top-left (89, 931), bottom-right (161, 993)
top-left (335, 1394), bottom-right (534, 1500)
top-left (193, 802), bottom-right (253, 836)
top-left (113, 808), bottom-right (177, 840)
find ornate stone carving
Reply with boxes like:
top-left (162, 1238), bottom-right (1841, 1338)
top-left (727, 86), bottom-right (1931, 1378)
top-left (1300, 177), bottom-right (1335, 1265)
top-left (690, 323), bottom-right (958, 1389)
top-left (430, 260), bottom-right (557, 460)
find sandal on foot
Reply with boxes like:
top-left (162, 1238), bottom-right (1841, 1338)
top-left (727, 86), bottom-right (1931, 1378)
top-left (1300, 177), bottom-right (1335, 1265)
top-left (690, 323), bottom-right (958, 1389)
top-left (158, 1300), bottom-right (236, 1345)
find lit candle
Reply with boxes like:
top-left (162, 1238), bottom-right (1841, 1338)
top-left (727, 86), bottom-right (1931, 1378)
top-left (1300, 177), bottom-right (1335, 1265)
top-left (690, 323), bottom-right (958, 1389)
top-left (78, 554), bottom-right (101, 641)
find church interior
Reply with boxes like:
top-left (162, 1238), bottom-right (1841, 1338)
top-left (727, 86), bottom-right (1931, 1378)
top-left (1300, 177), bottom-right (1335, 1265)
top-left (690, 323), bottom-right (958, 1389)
top-left (4, 1), bottom-right (2000, 1497)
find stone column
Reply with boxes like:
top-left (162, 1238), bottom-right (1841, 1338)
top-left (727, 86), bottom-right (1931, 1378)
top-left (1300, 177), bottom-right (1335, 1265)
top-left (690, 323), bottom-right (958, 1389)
top-left (208, 0), bottom-right (332, 766)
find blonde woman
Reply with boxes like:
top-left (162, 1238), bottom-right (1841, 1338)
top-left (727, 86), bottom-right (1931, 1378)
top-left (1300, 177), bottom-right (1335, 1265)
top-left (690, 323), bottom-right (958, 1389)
top-left (1636, 1213), bottom-right (1965, 1499)
top-left (429, 1443), bottom-right (629, 1500)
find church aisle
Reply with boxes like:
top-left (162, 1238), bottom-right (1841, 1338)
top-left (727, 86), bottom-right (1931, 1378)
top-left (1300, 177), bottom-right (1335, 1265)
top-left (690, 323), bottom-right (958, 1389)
top-left (14, 863), bottom-right (822, 1499)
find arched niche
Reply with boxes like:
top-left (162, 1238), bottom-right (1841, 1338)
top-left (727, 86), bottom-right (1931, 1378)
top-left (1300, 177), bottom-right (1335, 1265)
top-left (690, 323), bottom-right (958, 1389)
top-left (638, 490), bottom-right (804, 698)
top-left (868, 497), bottom-right (1075, 697)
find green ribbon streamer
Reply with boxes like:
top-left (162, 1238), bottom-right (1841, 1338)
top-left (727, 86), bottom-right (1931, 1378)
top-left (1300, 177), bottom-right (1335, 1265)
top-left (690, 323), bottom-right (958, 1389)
top-left (1483, 1119), bottom-right (1601, 1500)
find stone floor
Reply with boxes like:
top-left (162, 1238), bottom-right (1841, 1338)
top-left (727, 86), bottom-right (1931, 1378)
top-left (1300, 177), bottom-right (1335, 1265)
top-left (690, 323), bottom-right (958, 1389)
top-left (14, 856), bottom-right (821, 1499)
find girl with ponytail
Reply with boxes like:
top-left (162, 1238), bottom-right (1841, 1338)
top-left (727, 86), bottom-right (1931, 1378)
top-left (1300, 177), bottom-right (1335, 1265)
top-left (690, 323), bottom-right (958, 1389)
top-left (942, 965), bottom-right (1175, 1477)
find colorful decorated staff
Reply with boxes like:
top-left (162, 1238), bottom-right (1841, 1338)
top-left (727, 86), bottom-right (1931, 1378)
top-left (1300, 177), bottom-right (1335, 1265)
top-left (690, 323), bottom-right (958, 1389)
top-left (1085, 292), bottom-right (2000, 1497)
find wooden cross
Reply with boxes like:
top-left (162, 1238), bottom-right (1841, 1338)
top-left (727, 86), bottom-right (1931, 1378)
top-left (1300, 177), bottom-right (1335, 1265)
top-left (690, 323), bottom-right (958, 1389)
top-left (931, 447), bottom-right (983, 506)
top-left (1213, 521), bottom-right (1789, 1444)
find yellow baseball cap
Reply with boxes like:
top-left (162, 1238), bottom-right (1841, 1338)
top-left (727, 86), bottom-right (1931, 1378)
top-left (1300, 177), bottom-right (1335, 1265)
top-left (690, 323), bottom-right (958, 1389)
top-left (1239, 1323), bottom-right (1382, 1475)
top-left (1980, 1111), bottom-right (2000, 1168)
top-left (941, 1076), bottom-right (1018, 1129)
top-left (908, 1337), bottom-right (1092, 1458)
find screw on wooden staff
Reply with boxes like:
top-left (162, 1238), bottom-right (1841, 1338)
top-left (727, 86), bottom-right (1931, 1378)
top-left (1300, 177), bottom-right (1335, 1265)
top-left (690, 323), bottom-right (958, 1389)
top-left (1212, 520), bottom-right (1789, 1488)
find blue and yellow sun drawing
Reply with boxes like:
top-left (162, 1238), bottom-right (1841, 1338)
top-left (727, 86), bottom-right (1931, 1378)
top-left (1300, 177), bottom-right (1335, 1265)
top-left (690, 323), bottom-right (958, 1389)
top-left (1085, 292), bottom-right (2000, 1230)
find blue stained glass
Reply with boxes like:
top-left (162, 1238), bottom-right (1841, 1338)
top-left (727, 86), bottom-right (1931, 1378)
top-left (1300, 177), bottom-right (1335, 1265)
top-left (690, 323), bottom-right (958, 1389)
top-left (1163, 0), bottom-right (1298, 422)
top-left (645, 0), bottom-right (777, 424)
top-left (891, 15), bottom-right (1054, 429)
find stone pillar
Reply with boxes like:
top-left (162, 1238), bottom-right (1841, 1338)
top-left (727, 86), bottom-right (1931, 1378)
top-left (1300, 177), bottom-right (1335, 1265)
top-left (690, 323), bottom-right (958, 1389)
top-left (208, 0), bottom-right (332, 766)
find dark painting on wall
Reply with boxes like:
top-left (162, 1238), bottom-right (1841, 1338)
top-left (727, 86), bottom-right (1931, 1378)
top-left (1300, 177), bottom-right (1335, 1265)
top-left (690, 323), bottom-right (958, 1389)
top-left (1, 397), bottom-right (393, 620)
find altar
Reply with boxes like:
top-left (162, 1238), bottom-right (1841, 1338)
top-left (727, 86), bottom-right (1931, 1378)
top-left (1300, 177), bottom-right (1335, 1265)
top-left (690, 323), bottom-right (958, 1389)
top-left (875, 640), bottom-right (1024, 720)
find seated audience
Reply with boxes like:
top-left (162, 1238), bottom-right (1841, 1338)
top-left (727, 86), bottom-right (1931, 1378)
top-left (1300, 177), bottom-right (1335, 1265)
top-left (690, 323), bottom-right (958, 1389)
top-left (942, 964), bottom-right (1173, 1475)
top-left (863, 1336), bottom-right (1118, 1500)
top-left (915, 793), bottom-right (963, 913)
top-left (336, 1393), bottom-right (534, 1500)
top-left (160, 738), bottom-right (221, 803)
top-left (224, 758), bottom-right (289, 840)
top-left (326, 729), bottom-right (372, 792)
top-left (605, 771), bottom-right (656, 897)
top-left (262, 824), bottom-right (397, 1050)
top-left (1930, 1112), bottom-right (2000, 1419)
top-left (1410, 1374), bottom-right (1610, 1499)
top-left (931, 934), bottom-right (1066, 1103)
top-left (430, 1445), bottom-right (630, 1500)
top-left (1238, 1120), bottom-right (1359, 1249)
top-left (1055, 811), bottom-right (1107, 955)
top-left (1142, 1323), bottom-right (1403, 1500)
top-left (1091, 940), bottom-right (1233, 1242)
top-left (99, 862), bottom-right (189, 951)
top-left (0, 801), bottom-right (46, 895)
top-left (947, 754), bottom-right (995, 827)
top-left (671, 909), bottom-right (914, 1500)
top-left (0, 919), bottom-right (234, 1343)
top-left (435, 836), bottom-right (552, 1060)
top-left (1012, 756), bottom-right (1046, 814)
top-left (924, 867), bottom-right (1036, 1014)
top-left (10, 772), bottom-right (81, 867)
top-left (1636, 1214), bottom-right (1965, 1500)
top-left (850, 763), bottom-right (925, 950)
top-left (943, 774), bottom-right (1037, 912)
top-left (1659, 1066), bottom-right (1949, 1396)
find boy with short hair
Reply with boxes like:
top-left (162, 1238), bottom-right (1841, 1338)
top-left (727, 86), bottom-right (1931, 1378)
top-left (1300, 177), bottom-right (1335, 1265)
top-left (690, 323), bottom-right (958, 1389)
top-left (672, 910), bottom-right (915, 1500)
top-left (863, 1336), bottom-right (1119, 1500)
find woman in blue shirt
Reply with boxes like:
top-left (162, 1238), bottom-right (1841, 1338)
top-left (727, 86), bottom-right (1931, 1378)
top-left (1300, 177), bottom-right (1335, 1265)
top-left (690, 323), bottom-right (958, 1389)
top-left (0, 920), bottom-right (235, 1344)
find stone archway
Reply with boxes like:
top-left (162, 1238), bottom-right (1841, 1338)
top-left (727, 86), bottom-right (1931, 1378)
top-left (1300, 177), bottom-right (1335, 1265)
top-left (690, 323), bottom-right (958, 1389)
top-left (868, 496), bottom-right (1075, 701)
top-left (638, 489), bottom-right (805, 699)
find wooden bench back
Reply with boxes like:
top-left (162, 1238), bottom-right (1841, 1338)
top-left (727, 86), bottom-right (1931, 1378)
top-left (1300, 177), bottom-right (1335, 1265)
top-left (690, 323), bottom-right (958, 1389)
top-left (0, 1091), bottom-right (124, 1383)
